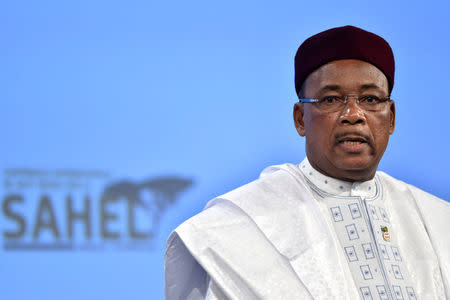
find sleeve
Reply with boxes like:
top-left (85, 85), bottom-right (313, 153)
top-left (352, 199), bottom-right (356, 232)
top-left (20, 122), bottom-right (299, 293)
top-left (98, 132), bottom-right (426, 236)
top-left (164, 232), bottom-right (229, 300)
top-left (407, 184), bottom-right (450, 298)
top-left (165, 232), bottom-right (208, 300)
top-left (164, 199), bottom-right (314, 300)
top-left (204, 275), bottom-right (229, 300)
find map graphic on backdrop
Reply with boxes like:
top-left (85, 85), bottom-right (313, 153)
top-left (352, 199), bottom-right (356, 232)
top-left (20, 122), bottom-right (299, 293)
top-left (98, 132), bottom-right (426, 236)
top-left (1, 169), bottom-right (193, 251)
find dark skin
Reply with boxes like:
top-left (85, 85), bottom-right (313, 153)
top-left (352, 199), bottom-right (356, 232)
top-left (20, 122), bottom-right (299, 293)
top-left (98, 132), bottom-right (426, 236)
top-left (293, 59), bottom-right (396, 182)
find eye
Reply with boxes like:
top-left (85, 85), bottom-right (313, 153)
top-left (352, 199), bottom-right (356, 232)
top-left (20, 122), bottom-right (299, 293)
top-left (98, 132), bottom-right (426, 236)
top-left (319, 96), bottom-right (341, 105)
top-left (360, 95), bottom-right (381, 104)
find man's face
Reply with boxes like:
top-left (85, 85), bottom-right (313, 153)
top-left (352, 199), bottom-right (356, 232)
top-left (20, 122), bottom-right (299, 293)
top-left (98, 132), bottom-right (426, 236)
top-left (293, 59), bottom-right (395, 182)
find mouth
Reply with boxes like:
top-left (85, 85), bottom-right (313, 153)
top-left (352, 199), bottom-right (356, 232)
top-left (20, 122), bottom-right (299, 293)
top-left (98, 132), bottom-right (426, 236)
top-left (335, 134), bottom-right (370, 151)
top-left (339, 138), bottom-right (367, 145)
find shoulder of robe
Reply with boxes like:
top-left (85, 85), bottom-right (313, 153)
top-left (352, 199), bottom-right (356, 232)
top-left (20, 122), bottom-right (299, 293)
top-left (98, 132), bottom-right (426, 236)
top-left (376, 171), bottom-right (449, 209)
top-left (377, 171), bottom-right (450, 291)
top-left (205, 163), bottom-right (311, 212)
top-left (168, 163), bottom-right (309, 241)
top-left (405, 181), bottom-right (450, 231)
top-left (376, 170), bottom-right (411, 193)
top-left (169, 162), bottom-right (324, 260)
top-left (377, 171), bottom-right (449, 260)
top-left (165, 164), bottom-right (325, 299)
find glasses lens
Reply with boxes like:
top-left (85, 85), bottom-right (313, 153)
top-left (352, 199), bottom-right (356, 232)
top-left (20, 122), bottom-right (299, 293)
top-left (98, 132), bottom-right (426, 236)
top-left (317, 96), bottom-right (345, 112)
top-left (359, 96), bottom-right (388, 111)
top-left (315, 95), bottom-right (389, 112)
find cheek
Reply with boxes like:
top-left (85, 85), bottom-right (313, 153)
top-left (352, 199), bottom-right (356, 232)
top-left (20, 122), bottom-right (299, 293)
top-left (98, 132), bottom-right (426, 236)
top-left (311, 114), bottom-right (336, 132)
top-left (304, 112), bottom-right (336, 144)
top-left (369, 112), bottom-right (392, 147)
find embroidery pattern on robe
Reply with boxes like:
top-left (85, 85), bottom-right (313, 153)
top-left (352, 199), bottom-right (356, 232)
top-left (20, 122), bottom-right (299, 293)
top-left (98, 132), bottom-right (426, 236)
top-left (300, 160), bottom-right (418, 300)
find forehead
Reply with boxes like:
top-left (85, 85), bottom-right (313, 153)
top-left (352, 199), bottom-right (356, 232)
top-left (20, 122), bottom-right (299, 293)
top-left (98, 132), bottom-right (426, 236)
top-left (303, 59), bottom-right (389, 94)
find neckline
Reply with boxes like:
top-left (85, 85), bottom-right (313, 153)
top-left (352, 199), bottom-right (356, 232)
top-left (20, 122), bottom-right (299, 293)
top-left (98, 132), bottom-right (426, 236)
top-left (298, 157), bottom-right (380, 200)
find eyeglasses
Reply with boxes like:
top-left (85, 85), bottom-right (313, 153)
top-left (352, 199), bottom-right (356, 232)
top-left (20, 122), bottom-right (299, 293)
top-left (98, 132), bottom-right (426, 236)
top-left (298, 94), bottom-right (391, 112)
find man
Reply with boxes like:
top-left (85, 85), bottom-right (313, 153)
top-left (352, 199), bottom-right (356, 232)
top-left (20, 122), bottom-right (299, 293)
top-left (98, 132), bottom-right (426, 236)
top-left (165, 26), bottom-right (449, 299)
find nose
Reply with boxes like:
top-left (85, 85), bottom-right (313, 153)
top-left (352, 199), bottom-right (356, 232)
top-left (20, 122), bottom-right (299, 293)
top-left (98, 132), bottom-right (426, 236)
top-left (339, 95), bottom-right (366, 125)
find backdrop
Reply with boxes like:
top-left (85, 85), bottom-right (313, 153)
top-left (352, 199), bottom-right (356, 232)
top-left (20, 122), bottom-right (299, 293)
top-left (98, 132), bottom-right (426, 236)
top-left (2, 1), bottom-right (449, 299)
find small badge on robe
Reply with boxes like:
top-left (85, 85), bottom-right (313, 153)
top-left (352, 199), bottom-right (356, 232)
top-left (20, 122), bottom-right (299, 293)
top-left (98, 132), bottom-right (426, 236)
top-left (381, 226), bottom-right (390, 242)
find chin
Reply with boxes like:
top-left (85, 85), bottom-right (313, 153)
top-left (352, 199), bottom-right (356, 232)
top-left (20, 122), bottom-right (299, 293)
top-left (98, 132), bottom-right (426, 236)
top-left (334, 156), bottom-right (375, 172)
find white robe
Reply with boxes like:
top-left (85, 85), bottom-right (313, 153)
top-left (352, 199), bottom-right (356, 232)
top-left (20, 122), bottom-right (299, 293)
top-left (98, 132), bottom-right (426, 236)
top-left (165, 161), bottom-right (450, 299)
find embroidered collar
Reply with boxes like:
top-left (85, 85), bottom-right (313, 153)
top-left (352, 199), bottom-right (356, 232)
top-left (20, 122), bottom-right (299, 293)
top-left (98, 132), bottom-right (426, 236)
top-left (298, 157), bottom-right (380, 200)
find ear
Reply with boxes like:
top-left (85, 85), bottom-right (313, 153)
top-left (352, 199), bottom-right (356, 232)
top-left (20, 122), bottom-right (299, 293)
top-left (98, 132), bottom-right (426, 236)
top-left (293, 102), bottom-right (306, 136)
top-left (388, 100), bottom-right (396, 134)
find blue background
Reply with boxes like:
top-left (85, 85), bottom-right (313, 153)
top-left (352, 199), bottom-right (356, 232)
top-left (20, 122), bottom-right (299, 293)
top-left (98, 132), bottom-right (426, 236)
top-left (1, 1), bottom-right (449, 299)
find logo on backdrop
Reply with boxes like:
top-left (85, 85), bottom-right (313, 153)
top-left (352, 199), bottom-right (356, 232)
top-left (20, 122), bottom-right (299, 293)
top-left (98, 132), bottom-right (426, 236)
top-left (1, 169), bottom-right (193, 251)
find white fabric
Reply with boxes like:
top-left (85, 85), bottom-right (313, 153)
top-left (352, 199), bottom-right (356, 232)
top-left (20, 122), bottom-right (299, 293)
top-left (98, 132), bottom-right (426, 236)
top-left (165, 160), bottom-right (450, 299)
top-left (300, 158), bottom-right (416, 300)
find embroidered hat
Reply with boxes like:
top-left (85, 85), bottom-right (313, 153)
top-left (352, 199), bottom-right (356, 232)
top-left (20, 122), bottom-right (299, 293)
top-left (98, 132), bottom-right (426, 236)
top-left (294, 25), bottom-right (395, 96)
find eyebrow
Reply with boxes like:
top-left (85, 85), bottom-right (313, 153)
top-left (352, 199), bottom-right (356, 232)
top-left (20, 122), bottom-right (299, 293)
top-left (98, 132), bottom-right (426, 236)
top-left (318, 83), bottom-right (383, 93)
top-left (318, 85), bottom-right (341, 93)
top-left (360, 83), bottom-right (382, 91)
